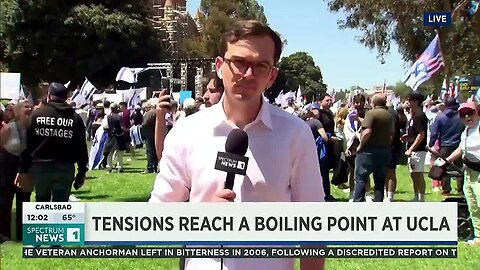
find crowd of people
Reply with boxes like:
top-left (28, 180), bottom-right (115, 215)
top-left (0, 19), bottom-right (479, 270)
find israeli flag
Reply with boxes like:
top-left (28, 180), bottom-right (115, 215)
top-left (88, 124), bottom-right (107, 170)
top-left (80, 78), bottom-right (97, 101)
top-left (116, 67), bottom-right (147, 83)
top-left (125, 88), bottom-right (144, 112)
top-left (129, 125), bottom-right (144, 147)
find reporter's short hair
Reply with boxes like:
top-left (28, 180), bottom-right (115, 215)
top-left (220, 20), bottom-right (283, 64)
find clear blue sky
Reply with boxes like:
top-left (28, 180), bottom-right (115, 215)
top-left (186, 0), bottom-right (408, 91)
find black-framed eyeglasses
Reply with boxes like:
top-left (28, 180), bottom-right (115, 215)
top-left (223, 58), bottom-right (276, 77)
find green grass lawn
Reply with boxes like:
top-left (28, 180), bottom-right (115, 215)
top-left (1, 153), bottom-right (479, 270)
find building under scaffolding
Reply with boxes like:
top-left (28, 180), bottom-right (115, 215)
top-left (149, 0), bottom-right (200, 59)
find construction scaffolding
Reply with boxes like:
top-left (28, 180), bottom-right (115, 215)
top-left (148, 58), bottom-right (214, 98)
top-left (151, 0), bottom-right (189, 58)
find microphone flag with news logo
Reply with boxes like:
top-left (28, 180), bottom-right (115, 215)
top-left (215, 129), bottom-right (249, 190)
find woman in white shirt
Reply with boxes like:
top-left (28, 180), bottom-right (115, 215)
top-left (446, 101), bottom-right (480, 245)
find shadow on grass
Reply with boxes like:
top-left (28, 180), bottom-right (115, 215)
top-left (72, 190), bottom-right (91, 195)
top-left (122, 168), bottom-right (146, 174)
top-left (115, 195), bottom-right (151, 202)
top-left (77, 194), bottom-right (110, 200)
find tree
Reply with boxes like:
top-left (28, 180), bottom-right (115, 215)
top-left (2, 0), bottom-right (162, 88)
top-left (392, 81), bottom-right (412, 98)
top-left (235, 0), bottom-right (268, 24)
top-left (278, 52), bottom-right (327, 101)
top-left (326, 0), bottom-right (480, 79)
top-left (184, 0), bottom-right (268, 58)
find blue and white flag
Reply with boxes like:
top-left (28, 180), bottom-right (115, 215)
top-left (116, 67), bottom-right (147, 83)
top-left (80, 78), bottom-right (96, 101)
top-left (88, 124), bottom-right (107, 170)
top-left (71, 89), bottom-right (86, 106)
top-left (129, 125), bottom-right (144, 147)
top-left (403, 35), bottom-right (444, 91)
top-left (125, 88), bottom-right (144, 112)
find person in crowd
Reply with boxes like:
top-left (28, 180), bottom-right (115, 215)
top-left (132, 105), bottom-right (143, 126)
top-left (429, 97), bottom-right (465, 196)
top-left (385, 102), bottom-right (402, 202)
top-left (446, 101), bottom-right (480, 245)
top-left (91, 104), bottom-right (105, 137)
top-left (305, 104), bottom-right (330, 201)
top-left (284, 97), bottom-right (296, 115)
top-left (203, 72), bottom-right (224, 108)
top-left (2, 104), bottom-right (14, 124)
top-left (119, 102), bottom-right (135, 161)
top-left (344, 93), bottom-right (372, 202)
top-left (353, 94), bottom-right (393, 202)
top-left (99, 100), bottom-right (112, 169)
top-left (149, 20), bottom-right (325, 270)
top-left (331, 107), bottom-right (349, 188)
top-left (0, 109), bottom-right (3, 130)
top-left (103, 103), bottom-right (126, 173)
top-left (401, 92), bottom-right (428, 202)
top-left (16, 82), bottom-right (88, 203)
top-left (316, 92), bottom-right (337, 201)
top-left (142, 101), bottom-right (159, 174)
top-left (0, 101), bottom-right (33, 243)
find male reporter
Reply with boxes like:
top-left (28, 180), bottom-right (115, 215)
top-left (149, 20), bottom-right (325, 270)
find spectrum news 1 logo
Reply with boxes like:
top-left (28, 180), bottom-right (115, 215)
top-left (424, 12), bottom-right (452, 27)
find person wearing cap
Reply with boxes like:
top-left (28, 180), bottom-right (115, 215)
top-left (429, 97), bottom-right (465, 195)
top-left (446, 101), bottom-right (480, 245)
top-left (16, 82), bottom-right (88, 202)
top-left (401, 92), bottom-right (428, 202)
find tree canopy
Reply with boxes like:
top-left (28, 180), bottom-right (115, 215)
top-left (184, 0), bottom-right (268, 58)
top-left (1, 0), bottom-right (162, 88)
top-left (266, 52), bottom-right (327, 102)
top-left (326, 0), bottom-right (480, 77)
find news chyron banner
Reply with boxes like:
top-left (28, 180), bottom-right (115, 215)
top-left (23, 202), bottom-right (457, 248)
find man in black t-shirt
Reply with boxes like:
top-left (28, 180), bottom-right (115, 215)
top-left (401, 92), bottom-right (428, 202)
top-left (315, 93), bottom-right (338, 201)
top-left (305, 106), bottom-right (331, 201)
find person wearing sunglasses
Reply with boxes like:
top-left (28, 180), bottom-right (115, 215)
top-left (446, 101), bottom-right (480, 245)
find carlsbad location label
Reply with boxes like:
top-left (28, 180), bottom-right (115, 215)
top-left (23, 203), bottom-right (85, 246)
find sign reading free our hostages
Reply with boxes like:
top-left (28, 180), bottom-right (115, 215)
top-left (23, 202), bottom-right (457, 246)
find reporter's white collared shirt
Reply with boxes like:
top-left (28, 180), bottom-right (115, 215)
top-left (149, 98), bottom-right (325, 270)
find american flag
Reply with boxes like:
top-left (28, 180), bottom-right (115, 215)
top-left (403, 35), bottom-right (444, 91)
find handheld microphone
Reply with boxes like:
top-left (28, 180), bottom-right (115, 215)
top-left (214, 129), bottom-right (249, 190)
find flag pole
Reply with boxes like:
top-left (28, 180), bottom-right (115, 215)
top-left (435, 25), bottom-right (450, 101)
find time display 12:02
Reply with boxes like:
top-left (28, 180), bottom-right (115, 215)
top-left (26, 214), bottom-right (49, 221)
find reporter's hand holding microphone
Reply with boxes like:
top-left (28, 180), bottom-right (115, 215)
top-left (211, 129), bottom-right (249, 203)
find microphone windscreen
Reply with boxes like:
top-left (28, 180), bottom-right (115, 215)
top-left (225, 129), bottom-right (249, 155)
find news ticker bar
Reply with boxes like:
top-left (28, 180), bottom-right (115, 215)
top-left (23, 247), bottom-right (458, 259)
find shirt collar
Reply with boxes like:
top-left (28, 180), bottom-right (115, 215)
top-left (210, 95), bottom-right (273, 131)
